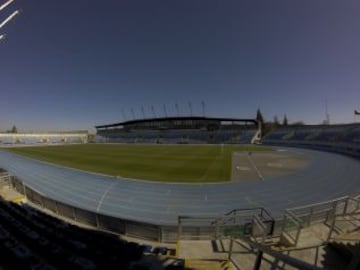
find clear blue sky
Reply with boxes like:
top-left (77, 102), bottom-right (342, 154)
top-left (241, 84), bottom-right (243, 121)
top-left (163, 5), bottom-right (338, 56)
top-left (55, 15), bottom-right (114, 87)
top-left (1, 0), bottom-right (360, 132)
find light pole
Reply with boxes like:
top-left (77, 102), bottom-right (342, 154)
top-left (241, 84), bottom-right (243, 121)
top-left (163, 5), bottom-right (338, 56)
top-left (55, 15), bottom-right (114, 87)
top-left (0, 0), bottom-right (19, 42)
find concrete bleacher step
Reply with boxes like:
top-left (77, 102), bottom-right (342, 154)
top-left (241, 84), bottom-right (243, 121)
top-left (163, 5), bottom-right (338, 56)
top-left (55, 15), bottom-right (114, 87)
top-left (343, 214), bottom-right (360, 225)
top-left (177, 240), bottom-right (229, 261)
top-left (184, 259), bottom-right (232, 270)
top-left (280, 223), bottom-right (330, 248)
top-left (279, 228), bottom-right (328, 248)
top-left (333, 230), bottom-right (360, 242)
top-left (332, 214), bottom-right (360, 240)
top-left (0, 186), bottom-right (26, 203)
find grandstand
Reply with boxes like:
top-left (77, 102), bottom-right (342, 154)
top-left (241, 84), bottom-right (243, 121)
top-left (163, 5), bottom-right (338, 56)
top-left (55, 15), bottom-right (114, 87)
top-left (95, 116), bottom-right (260, 144)
top-left (0, 197), bottom-right (146, 269)
top-left (0, 131), bottom-right (89, 145)
top-left (263, 123), bottom-right (360, 157)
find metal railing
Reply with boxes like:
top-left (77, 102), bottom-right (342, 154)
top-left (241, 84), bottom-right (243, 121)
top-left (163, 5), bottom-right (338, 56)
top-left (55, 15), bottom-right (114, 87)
top-left (281, 196), bottom-right (360, 246)
top-left (4, 174), bottom-right (359, 246)
top-left (280, 210), bottom-right (303, 246)
top-left (327, 197), bottom-right (360, 241)
top-left (178, 208), bottom-right (274, 241)
top-left (229, 236), bottom-right (322, 270)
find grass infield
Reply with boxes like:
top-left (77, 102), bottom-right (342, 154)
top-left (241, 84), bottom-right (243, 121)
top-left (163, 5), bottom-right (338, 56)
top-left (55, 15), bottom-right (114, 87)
top-left (5, 144), bottom-right (271, 183)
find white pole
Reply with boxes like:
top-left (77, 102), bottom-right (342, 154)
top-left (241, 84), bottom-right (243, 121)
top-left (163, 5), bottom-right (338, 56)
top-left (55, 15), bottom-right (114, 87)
top-left (0, 0), bottom-right (14, 12)
top-left (0, 10), bottom-right (19, 30)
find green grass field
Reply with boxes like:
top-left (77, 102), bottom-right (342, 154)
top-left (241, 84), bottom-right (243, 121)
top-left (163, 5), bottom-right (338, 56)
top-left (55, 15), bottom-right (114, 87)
top-left (5, 144), bottom-right (271, 183)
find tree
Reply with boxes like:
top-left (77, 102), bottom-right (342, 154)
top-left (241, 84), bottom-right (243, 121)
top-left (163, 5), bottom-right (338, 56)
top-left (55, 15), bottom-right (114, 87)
top-left (273, 116), bottom-right (280, 127)
top-left (256, 108), bottom-right (264, 124)
top-left (11, 125), bottom-right (17, 133)
top-left (282, 115), bottom-right (288, 126)
top-left (256, 108), bottom-right (264, 133)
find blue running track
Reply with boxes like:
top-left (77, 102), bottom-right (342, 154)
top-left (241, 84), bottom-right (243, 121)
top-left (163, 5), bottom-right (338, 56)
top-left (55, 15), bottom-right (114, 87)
top-left (0, 147), bottom-right (359, 225)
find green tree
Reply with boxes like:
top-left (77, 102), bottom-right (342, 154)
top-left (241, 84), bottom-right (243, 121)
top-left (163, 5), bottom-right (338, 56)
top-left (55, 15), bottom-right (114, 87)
top-left (256, 108), bottom-right (264, 124)
top-left (282, 115), bottom-right (288, 126)
top-left (256, 108), bottom-right (265, 136)
top-left (274, 116), bottom-right (280, 127)
top-left (11, 125), bottom-right (17, 133)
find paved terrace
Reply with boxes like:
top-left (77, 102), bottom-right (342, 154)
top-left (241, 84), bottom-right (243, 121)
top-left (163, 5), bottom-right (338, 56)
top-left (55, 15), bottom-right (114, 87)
top-left (0, 147), bottom-right (359, 225)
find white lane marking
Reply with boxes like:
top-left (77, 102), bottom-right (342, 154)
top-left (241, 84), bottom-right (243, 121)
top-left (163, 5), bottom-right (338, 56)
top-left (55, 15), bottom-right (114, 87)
top-left (96, 182), bottom-right (117, 212)
top-left (247, 154), bottom-right (264, 181)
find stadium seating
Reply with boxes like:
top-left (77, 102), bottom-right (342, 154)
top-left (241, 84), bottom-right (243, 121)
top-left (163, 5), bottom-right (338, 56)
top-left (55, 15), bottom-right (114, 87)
top-left (0, 198), bottom-right (145, 269)
top-left (264, 124), bottom-right (360, 144)
top-left (263, 124), bottom-right (360, 156)
top-left (97, 128), bottom-right (258, 144)
top-left (0, 133), bottom-right (88, 146)
top-left (343, 126), bottom-right (360, 144)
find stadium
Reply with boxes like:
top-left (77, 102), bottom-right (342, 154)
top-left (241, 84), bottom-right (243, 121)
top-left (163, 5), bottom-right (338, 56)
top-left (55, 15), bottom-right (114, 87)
top-left (1, 0), bottom-right (360, 269)
top-left (1, 114), bottom-right (360, 269)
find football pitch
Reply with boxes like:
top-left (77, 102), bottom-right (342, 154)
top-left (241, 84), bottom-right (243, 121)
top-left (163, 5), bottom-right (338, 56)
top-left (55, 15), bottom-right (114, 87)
top-left (5, 144), bottom-right (271, 183)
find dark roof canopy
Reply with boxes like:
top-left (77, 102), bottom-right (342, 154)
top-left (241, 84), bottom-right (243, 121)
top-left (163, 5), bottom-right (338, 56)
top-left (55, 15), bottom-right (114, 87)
top-left (95, 116), bottom-right (257, 129)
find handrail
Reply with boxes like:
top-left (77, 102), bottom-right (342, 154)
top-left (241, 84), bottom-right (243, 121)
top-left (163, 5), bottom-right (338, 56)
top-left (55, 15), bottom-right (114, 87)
top-left (232, 237), bottom-right (322, 270)
top-left (288, 196), bottom-right (349, 212)
top-left (210, 207), bottom-right (274, 226)
top-left (284, 210), bottom-right (303, 224)
top-left (223, 207), bottom-right (263, 216)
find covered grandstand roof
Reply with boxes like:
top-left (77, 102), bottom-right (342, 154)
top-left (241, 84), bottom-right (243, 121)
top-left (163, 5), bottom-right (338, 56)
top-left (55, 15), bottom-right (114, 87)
top-left (95, 116), bottom-right (257, 129)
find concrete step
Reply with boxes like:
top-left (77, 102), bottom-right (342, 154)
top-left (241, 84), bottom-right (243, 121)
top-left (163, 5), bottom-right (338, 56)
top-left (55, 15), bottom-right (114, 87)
top-left (184, 259), bottom-right (232, 270)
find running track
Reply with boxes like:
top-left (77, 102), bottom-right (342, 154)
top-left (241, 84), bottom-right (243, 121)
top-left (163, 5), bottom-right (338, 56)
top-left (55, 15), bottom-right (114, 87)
top-left (0, 147), bottom-right (359, 225)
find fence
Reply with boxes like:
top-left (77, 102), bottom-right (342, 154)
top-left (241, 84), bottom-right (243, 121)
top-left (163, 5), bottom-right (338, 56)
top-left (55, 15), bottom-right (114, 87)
top-left (178, 208), bottom-right (274, 241)
top-left (327, 197), bottom-right (360, 241)
top-left (9, 176), bottom-right (179, 242)
top-left (228, 237), bottom-right (322, 270)
top-left (280, 196), bottom-right (360, 246)
top-left (9, 175), bottom-right (277, 243)
top-left (5, 174), bottom-right (360, 245)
